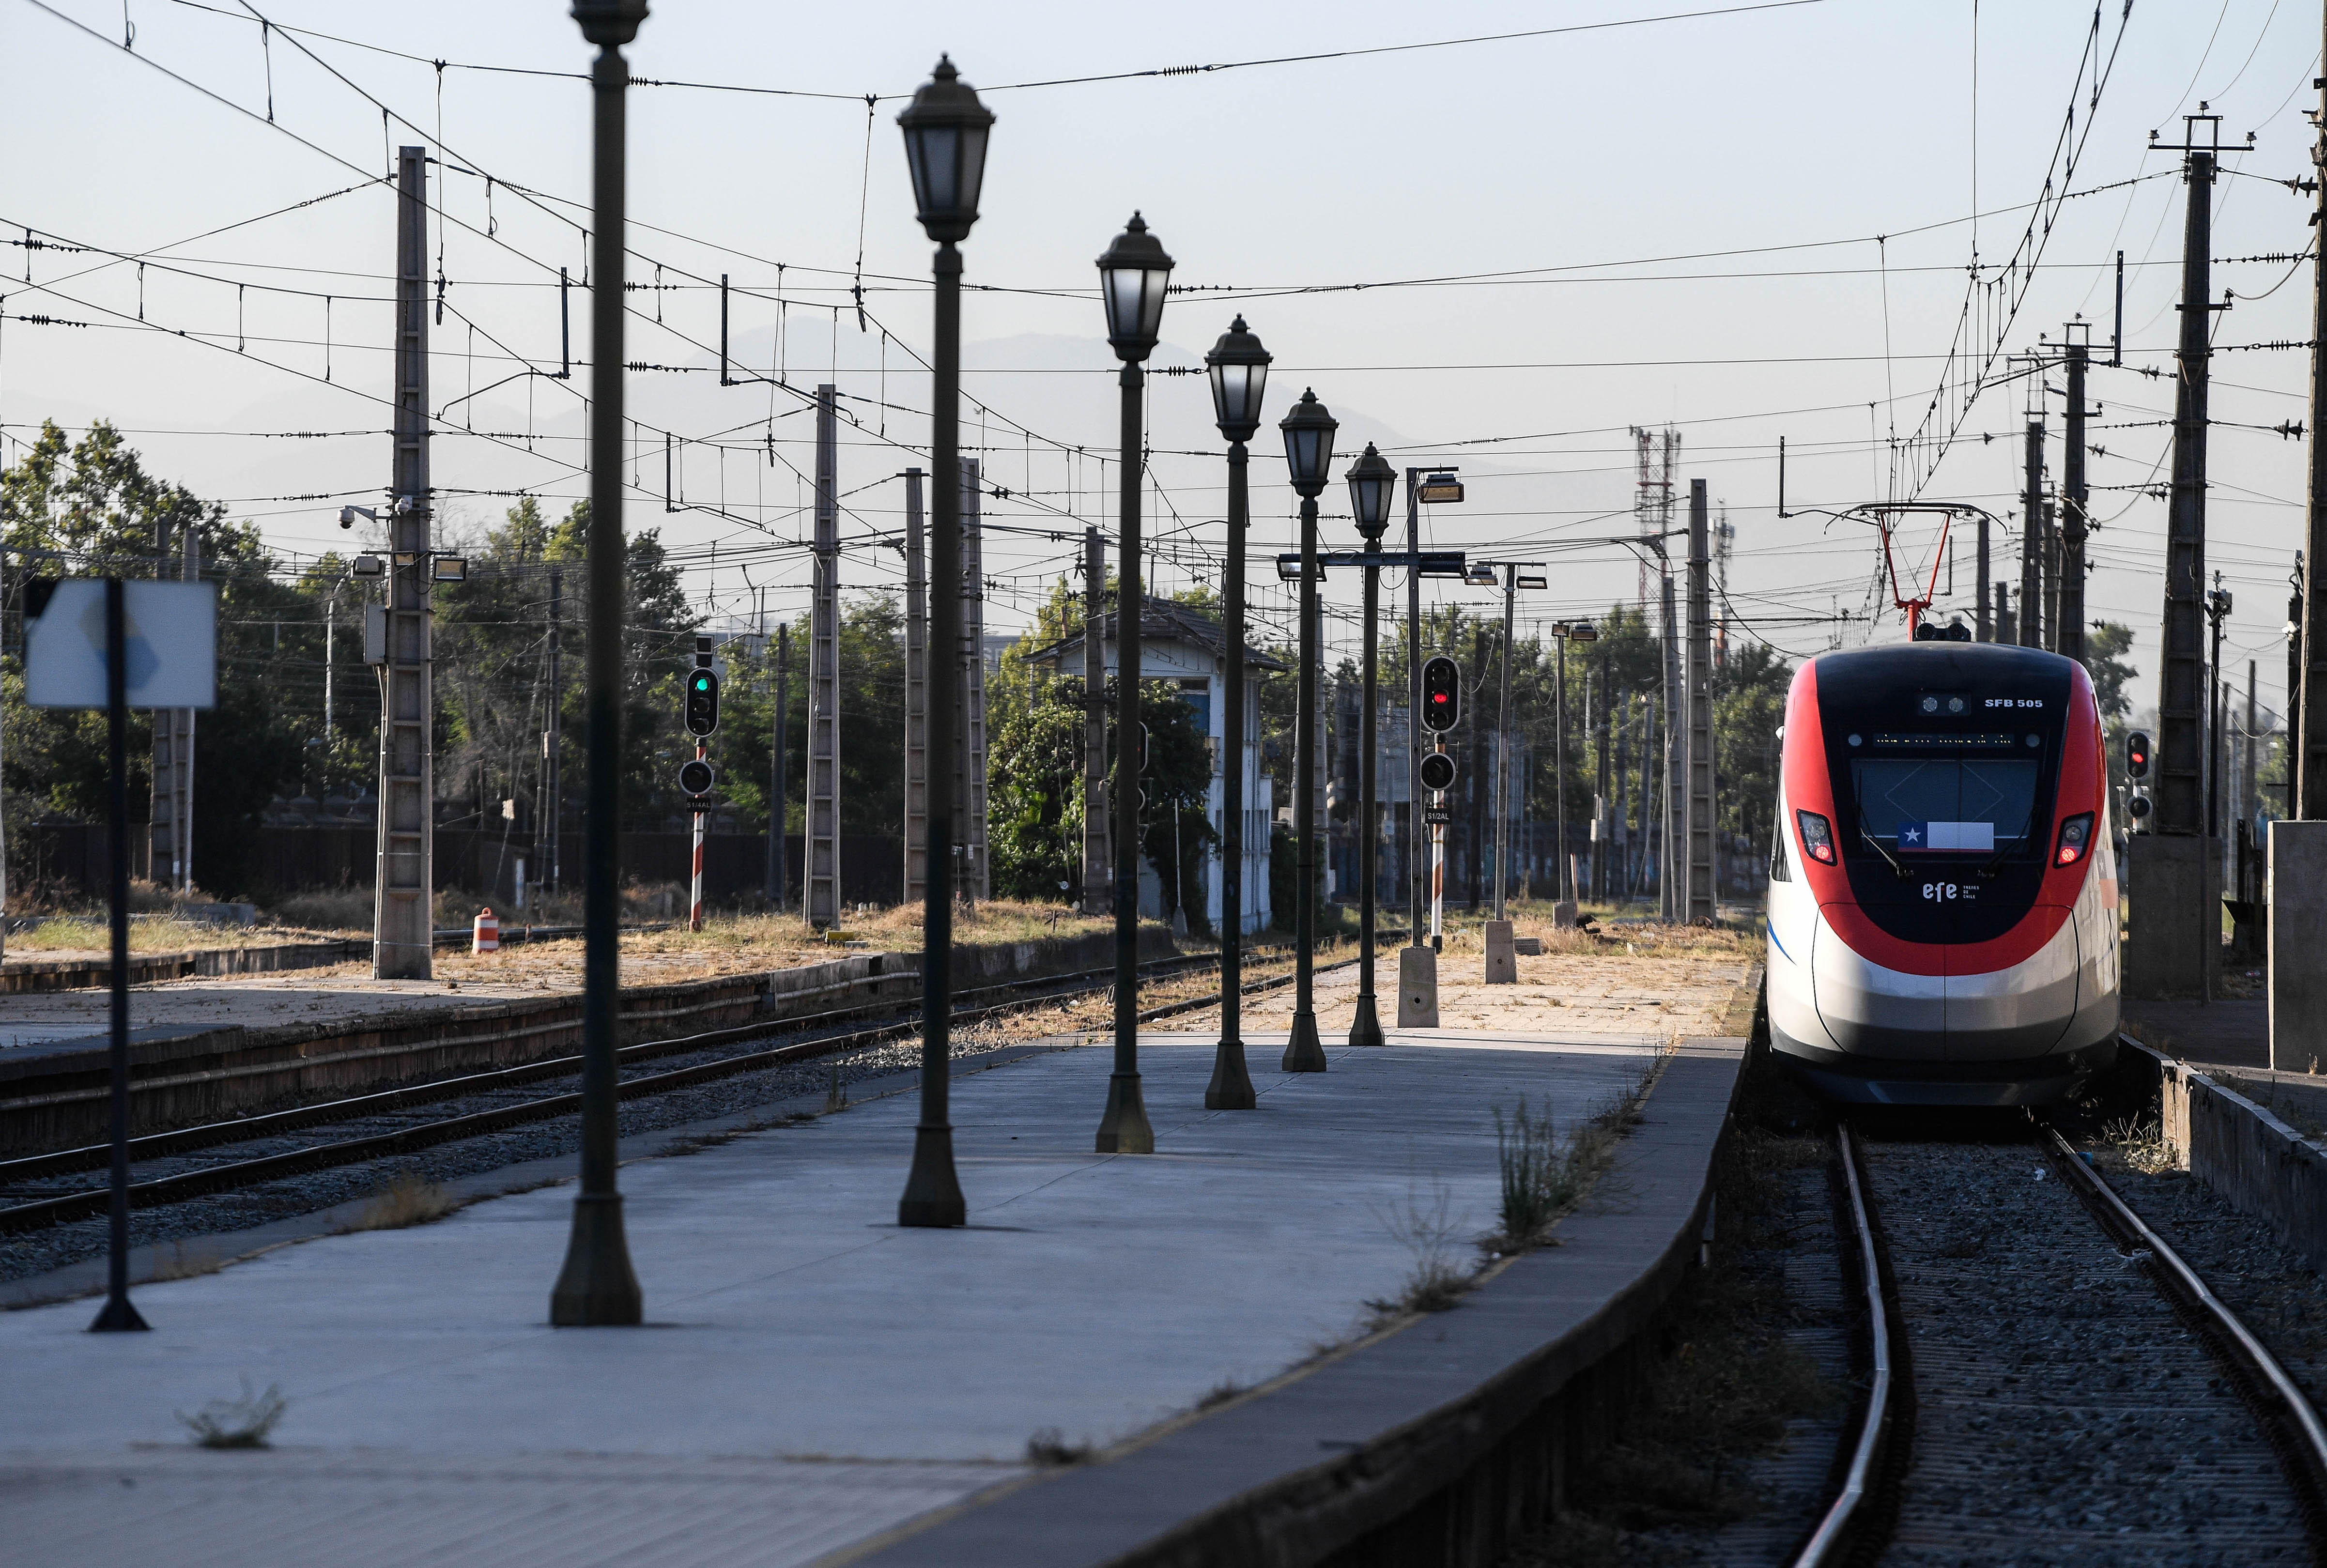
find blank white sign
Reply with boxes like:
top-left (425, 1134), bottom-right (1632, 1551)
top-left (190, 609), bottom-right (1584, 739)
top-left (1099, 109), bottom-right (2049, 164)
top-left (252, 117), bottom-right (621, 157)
top-left (24, 579), bottom-right (217, 710)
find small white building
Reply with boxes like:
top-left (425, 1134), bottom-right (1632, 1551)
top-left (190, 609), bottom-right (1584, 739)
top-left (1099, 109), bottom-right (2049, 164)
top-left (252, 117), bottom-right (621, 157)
top-left (1028, 600), bottom-right (1280, 936)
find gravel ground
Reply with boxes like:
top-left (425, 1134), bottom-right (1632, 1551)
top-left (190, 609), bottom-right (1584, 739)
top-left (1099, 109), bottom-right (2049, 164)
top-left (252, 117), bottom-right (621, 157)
top-left (2087, 1145), bottom-right (2327, 1420)
top-left (1864, 1137), bottom-right (2309, 1568)
top-left (0, 963), bottom-right (1259, 1287)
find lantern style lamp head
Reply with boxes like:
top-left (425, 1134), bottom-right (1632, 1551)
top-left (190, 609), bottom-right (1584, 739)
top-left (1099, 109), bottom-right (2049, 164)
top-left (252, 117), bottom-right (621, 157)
top-left (1345, 443), bottom-right (1397, 544)
top-left (1097, 214), bottom-right (1173, 363)
top-left (897, 56), bottom-right (994, 245)
top-left (571, 0), bottom-right (648, 47)
top-left (1279, 388), bottom-right (1338, 499)
top-left (1204, 315), bottom-right (1271, 444)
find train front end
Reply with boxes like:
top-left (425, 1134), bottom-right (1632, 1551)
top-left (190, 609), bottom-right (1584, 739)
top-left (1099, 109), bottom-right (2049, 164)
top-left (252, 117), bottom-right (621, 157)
top-left (1764, 643), bottom-right (2120, 1105)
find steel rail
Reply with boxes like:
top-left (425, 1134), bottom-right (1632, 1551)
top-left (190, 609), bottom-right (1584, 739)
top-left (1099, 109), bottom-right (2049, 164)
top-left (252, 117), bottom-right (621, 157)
top-left (2040, 1119), bottom-right (2327, 1523)
top-left (1790, 1122), bottom-right (1896, 1568)
top-left (0, 947), bottom-right (1259, 1177)
top-left (0, 947), bottom-right (1366, 1233)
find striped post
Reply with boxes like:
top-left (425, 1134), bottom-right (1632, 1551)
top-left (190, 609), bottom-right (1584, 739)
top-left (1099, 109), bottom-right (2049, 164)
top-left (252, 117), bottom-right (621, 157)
top-left (690, 742), bottom-right (707, 932)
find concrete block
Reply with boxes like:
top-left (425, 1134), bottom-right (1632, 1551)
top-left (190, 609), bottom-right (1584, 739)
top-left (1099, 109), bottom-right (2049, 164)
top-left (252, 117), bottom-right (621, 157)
top-left (1397, 945), bottom-right (1439, 1027)
top-left (2269, 821), bottom-right (2327, 1073)
top-left (2134, 1042), bottom-right (2327, 1274)
top-left (2124, 833), bottom-right (2217, 1000)
top-left (1512, 937), bottom-right (1543, 957)
top-left (1483, 920), bottom-right (1517, 984)
top-left (1552, 901), bottom-right (1578, 929)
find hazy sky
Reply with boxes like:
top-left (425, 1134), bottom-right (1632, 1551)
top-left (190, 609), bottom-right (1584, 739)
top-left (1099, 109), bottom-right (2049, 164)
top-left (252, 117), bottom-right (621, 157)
top-left (2, 0), bottom-right (2318, 723)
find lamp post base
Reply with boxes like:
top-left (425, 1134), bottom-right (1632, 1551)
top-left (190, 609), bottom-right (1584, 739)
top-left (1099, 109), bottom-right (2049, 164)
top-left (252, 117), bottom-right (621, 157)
top-left (87, 1293), bottom-right (149, 1333)
top-left (1281, 1009), bottom-right (1328, 1072)
top-left (898, 1124), bottom-right (967, 1227)
top-left (1347, 991), bottom-right (1385, 1048)
top-left (1095, 1072), bottom-right (1155, 1153)
top-left (1205, 1037), bottom-right (1257, 1109)
top-left (549, 1192), bottom-right (643, 1326)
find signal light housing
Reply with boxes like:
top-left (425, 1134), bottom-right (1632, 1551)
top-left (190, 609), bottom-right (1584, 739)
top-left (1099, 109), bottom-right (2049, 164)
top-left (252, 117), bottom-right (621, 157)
top-left (2125, 730), bottom-right (2151, 781)
top-left (1419, 656), bottom-right (1461, 732)
top-left (2054, 812), bottom-right (2095, 867)
top-left (678, 758), bottom-right (715, 798)
top-left (684, 670), bottom-right (721, 738)
top-left (1796, 809), bottom-right (1836, 866)
top-left (1418, 750), bottom-right (1457, 793)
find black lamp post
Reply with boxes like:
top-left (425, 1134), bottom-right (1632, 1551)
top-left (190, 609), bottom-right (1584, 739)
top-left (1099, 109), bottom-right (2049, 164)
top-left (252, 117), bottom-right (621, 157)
top-left (896, 56), bottom-right (991, 1227)
top-left (1095, 214), bottom-right (1172, 1153)
top-left (550, 0), bottom-right (649, 1328)
top-left (1203, 316), bottom-right (1270, 1109)
top-left (1279, 388), bottom-right (1338, 1073)
top-left (1344, 443), bottom-right (1396, 1048)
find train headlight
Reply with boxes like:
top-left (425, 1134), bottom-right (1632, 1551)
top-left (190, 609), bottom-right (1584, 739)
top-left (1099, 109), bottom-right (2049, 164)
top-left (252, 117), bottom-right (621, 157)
top-left (2054, 812), bottom-right (2095, 867)
top-left (1796, 809), bottom-right (1836, 866)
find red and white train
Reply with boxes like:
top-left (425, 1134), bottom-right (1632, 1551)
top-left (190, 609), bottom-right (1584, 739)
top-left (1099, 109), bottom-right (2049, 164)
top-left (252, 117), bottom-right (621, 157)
top-left (1765, 640), bottom-right (2121, 1105)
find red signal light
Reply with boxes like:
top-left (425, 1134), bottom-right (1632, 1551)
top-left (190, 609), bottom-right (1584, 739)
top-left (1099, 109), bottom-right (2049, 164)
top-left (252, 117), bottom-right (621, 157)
top-left (2054, 812), bottom-right (2094, 867)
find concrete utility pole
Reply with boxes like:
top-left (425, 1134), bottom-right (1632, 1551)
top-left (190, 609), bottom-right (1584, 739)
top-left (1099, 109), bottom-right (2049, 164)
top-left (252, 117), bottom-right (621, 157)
top-left (2020, 420), bottom-right (2045, 650)
top-left (2300, 40), bottom-right (2327, 815)
top-left (771, 624), bottom-right (788, 910)
top-left (151, 527), bottom-right (197, 890)
top-left (1997, 583), bottom-right (2015, 646)
top-left (1659, 558), bottom-right (1681, 921)
top-left (1491, 569), bottom-right (1517, 919)
top-left (1685, 479), bottom-right (1716, 922)
top-left (545, 567), bottom-right (562, 893)
top-left (1593, 655), bottom-right (1612, 900)
top-left (2135, 119), bottom-right (2221, 1002)
top-left (1081, 525), bottom-right (1109, 915)
top-left (804, 383), bottom-right (841, 927)
top-left (1975, 512), bottom-right (1992, 640)
top-left (373, 146), bottom-right (435, 980)
top-left (959, 458), bottom-right (989, 903)
top-left (903, 468), bottom-right (927, 903)
top-left (2060, 337), bottom-right (2090, 664)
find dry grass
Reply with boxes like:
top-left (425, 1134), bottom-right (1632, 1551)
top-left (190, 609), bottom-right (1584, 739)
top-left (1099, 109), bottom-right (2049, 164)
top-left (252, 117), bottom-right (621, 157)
top-left (2104, 1115), bottom-right (2179, 1175)
top-left (338, 1170), bottom-right (462, 1231)
top-left (177, 1378), bottom-right (288, 1449)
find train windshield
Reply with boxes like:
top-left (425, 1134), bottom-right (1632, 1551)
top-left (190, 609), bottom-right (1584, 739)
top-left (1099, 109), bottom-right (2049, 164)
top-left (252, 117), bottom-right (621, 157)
top-left (1850, 748), bottom-right (2041, 856)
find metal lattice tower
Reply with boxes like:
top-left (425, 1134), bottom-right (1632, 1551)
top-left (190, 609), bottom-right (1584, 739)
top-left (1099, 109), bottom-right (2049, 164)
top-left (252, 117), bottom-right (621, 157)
top-left (372, 147), bottom-right (435, 979)
top-left (1631, 425), bottom-right (1679, 607)
top-left (1082, 524), bottom-right (1110, 915)
top-left (902, 468), bottom-right (927, 903)
top-left (959, 459), bottom-right (990, 902)
top-left (804, 384), bottom-right (842, 926)
top-left (1685, 480), bottom-right (1716, 922)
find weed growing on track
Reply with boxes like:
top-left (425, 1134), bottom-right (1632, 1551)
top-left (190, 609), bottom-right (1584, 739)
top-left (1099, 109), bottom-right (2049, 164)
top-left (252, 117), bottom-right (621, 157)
top-left (339, 1170), bottom-right (461, 1232)
top-left (178, 1378), bottom-right (288, 1449)
top-left (824, 1066), bottom-right (850, 1113)
top-left (2104, 1115), bottom-right (2177, 1176)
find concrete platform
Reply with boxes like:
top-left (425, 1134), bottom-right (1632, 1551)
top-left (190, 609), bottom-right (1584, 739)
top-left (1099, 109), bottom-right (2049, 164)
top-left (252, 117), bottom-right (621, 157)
top-left (0, 1022), bottom-right (1732, 1568)
top-left (2122, 997), bottom-right (2270, 1073)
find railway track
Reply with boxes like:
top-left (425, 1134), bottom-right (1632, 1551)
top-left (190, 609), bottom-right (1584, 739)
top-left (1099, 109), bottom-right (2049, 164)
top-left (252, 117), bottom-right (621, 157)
top-left (0, 939), bottom-right (1370, 1234)
top-left (1794, 1082), bottom-right (2327, 1566)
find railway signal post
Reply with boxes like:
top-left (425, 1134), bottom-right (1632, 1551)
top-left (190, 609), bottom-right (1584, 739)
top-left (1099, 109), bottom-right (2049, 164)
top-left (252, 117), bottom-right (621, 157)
top-left (684, 638), bottom-right (720, 933)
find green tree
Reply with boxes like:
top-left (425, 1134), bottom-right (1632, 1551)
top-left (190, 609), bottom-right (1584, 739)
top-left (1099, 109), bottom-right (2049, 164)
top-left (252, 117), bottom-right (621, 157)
top-left (0, 419), bottom-right (307, 897)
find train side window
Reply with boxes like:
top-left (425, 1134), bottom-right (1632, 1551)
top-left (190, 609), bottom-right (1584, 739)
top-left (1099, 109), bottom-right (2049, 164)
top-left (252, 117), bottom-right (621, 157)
top-left (1769, 825), bottom-right (1791, 882)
